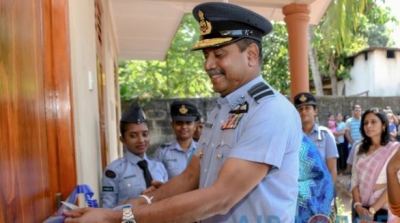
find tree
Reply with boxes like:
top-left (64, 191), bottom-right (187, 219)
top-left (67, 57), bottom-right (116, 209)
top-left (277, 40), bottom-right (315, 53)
top-left (261, 22), bottom-right (291, 95)
top-left (119, 18), bottom-right (295, 98)
top-left (309, 0), bottom-right (397, 96)
top-left (119, 14), bottom-right (215, 100)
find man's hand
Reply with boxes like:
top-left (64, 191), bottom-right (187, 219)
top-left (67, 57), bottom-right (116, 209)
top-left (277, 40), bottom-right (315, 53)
top-left (142, 180), bottom-right (165, 195)
top-left (63, 208), bottom-right (120, 223)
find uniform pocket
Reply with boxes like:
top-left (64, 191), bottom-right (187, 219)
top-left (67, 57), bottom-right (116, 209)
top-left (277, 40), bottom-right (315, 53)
top-left (118, 178), bottom-right (142, 200)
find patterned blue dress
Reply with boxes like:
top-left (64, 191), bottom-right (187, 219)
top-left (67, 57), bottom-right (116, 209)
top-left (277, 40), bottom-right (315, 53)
top-left (296, 134), bottom-right (334, 222)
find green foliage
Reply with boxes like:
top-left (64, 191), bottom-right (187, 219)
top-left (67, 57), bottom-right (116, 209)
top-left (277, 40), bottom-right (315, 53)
top-left (119, 14), bottom-right (215, 100)
top-left (261, 22), bottom-right (291, 95)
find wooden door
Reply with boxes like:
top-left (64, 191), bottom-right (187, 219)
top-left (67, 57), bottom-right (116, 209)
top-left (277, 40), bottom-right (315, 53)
top-left (0, 0), bottom-right (76, 222)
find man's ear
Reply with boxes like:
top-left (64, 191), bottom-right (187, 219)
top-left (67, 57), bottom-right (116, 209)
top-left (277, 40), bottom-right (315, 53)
top-left (247, 43), bottom-right (259, 66)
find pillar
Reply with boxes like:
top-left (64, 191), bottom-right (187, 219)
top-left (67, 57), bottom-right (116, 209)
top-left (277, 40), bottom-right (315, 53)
top-left (282, 4), bottom-right (310, 101)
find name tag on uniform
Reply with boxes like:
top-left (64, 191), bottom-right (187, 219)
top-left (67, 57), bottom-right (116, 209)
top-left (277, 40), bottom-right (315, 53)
top-left (166, 158), bottom-right (177, 162)
top-left (102, 186), bottom-right (114, 192)
top-left (221, 114), bottom-right (243, 130)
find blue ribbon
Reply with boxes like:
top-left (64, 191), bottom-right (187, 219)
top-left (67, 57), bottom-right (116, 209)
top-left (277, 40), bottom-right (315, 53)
top-left (44, 184), bottom-right (98, 223)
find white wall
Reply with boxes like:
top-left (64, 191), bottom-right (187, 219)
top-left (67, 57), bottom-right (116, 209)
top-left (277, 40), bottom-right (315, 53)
top-left (102, 0), bottom-right (122, 164)
top-left (372, 50), bottom-right (400, 96)
top-left (345, 49), bottom-right (400, 96)
top-left (68, 0), bottom-right (121, 202)
top-left (345, 52), bottom-right (373, 96)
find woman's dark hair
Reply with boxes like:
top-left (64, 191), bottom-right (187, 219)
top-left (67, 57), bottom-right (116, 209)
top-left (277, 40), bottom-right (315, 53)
top-left (120, 121), bottom-right (129, 136)
top-left (358, 108), bottom-right (390, 155)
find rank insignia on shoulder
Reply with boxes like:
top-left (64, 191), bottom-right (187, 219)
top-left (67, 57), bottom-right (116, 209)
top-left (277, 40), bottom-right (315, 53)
top-left (248, 82), bottom-right (273, 102)
top-left (102, 186), bottom-right (114, 192)
top-left (105, 170), bottom-right (116, 178)
top-left (221, 114), bottom-right (243, 129)
top-left (230, 101), bottom-right (248, 114)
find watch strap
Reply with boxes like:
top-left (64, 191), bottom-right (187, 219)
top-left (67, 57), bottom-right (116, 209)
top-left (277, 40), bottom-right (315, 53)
top-left (122, 208), bottom-right (136, 223)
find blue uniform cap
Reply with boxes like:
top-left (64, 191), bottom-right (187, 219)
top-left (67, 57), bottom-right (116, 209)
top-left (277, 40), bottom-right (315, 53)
top-left (191, 2), bottom-right (272, 50)
top-left (170, 100), bottom-right (199, 122)
top-left (121, 102), bottom-right (146, 123)
top-left (294, 92), bottom-right (317, 108)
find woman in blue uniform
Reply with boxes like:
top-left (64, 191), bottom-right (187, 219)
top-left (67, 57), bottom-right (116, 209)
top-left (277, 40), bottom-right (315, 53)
top-left (101, 102), bottom-right (167, 208)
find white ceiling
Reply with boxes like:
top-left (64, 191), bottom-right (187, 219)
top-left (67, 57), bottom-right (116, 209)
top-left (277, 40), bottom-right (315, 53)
top-left (109, 0), bottom-right (331, 61)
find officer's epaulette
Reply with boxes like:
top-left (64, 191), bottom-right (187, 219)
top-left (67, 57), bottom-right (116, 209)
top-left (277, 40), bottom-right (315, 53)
top-left (318, 126), bottom-right (332, 134)
top-left (107, 157), bottom-right (125, 169)
top-left (248, 82), bottom-right (274, 102)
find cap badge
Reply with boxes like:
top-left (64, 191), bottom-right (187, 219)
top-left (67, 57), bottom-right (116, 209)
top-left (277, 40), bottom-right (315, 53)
top-left (198, 10), bottom-right (211, 35)
top-left (299, 94), bottom-right (307, 102)
top-left (179, 105), bottom-right (188, 115)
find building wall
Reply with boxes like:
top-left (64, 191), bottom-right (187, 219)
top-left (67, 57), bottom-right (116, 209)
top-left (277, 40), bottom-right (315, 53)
top-left (345, 52), bottom-right (375, 96)
top-left (68, 0), bottom-right (119, 201)
top-left (345, 49), bottom-right (400, 96)
top-left (372, 50), bottom-right (400, 96)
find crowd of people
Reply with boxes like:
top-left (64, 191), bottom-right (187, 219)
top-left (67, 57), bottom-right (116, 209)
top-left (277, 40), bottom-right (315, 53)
top-left (61, 2), bottom-right (400, 223)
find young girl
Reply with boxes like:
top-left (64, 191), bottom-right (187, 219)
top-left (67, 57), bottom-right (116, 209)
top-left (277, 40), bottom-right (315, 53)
top-left (101, 102), bottom-right (168, 208)
top-left (327, 113), bottom-right (337, 134)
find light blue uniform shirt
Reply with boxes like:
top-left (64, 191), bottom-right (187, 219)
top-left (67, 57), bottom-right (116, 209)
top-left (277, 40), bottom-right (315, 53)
top-left (196, 76), bottom-right (302, 223)
top-left (305, 124), bottom-right (339, 161)
top-left (153, 140), bottom-right (197, 179)
top-left (101, 152), bottom-right (168, 208)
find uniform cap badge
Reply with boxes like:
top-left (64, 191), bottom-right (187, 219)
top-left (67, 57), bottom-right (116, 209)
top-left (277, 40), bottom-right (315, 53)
top-left (198, 10), bottom-right (212, 35)
top-left (179, 105), bottom-right (188, 115)
top-left (299, 94), bottom-right (307, 102)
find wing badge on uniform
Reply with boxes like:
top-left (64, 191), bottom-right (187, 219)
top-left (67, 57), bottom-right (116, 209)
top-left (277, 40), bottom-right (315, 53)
top-left (230, 101), bottom-right (248, 114)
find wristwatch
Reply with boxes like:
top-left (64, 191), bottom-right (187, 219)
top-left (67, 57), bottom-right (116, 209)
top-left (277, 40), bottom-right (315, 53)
top-left (122, 208), bottom-right (137, 223)
top-left (369, 207), bottom-right (376, 215)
